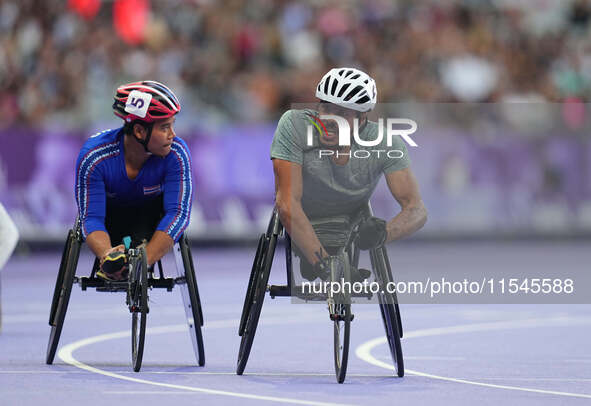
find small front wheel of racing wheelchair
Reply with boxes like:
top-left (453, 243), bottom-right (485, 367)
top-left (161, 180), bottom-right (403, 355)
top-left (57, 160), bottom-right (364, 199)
top-left (370, 246), bottom-right (404, 377)
top-left (128, 246), bottom-right (149, 372)
top-left (327, 254), bottom-right (352, 384)
top-left (46, 228), bottom-right (82, 365)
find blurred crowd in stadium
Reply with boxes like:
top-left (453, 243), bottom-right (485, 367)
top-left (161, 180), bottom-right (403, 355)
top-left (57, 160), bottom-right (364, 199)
top-left (1, 0), bottom-right (590, 239)
top-left (1, 0), bottom-right (591, 129)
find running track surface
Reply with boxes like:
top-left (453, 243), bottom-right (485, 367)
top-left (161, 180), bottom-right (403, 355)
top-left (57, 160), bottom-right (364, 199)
top-left (1, 241), bottom-right (590, 406)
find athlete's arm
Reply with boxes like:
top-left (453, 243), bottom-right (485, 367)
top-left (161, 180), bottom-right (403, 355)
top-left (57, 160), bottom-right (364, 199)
top-left (384, 167), bottom-right (427, 241)
top-left (154, 141), bottom-right (193, 265)
top-left (76, 146), bottom-right (114, 260)
top-left (273, 158), bottom-right (327, 264)
top-left (144, 231), bottom-right (173, 267)
top-left (86, 230), bottom-right (113, 262)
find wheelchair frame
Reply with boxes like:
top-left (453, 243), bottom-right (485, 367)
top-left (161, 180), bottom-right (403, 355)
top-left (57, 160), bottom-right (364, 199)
top-left (46, 218), bottom-right (205, 372)
top-left (237, 203), bottom-right (404, 383)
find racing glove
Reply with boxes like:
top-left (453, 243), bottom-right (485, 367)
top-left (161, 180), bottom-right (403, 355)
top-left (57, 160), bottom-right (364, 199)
top-left (356, 217), bottom-right (387, 250)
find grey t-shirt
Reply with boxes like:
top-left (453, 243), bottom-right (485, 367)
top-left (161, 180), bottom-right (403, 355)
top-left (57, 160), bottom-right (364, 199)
top-left (270, 109), bottom-right (410, 218)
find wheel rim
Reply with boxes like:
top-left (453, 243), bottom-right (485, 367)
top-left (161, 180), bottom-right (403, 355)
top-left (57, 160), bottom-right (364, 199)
top-left (132, 312), bottom-right (138, 359)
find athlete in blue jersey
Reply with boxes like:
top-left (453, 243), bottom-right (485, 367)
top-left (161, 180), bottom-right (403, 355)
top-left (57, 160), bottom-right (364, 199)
top-left (75, 81), bottom-right (192, 280)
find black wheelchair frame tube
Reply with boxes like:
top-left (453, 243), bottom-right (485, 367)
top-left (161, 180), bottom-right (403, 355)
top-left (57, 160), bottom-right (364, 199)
top-left (285, 233), bottom-right (293, 291)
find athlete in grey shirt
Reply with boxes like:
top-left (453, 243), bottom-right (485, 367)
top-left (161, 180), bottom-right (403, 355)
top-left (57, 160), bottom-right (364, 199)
top-left (270, 67), bottom-right (427, 280)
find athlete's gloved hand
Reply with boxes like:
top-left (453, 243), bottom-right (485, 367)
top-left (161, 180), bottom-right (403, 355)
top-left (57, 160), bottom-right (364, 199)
top-left (311, 258), bottom-right (330, 281)
top-left (356, 217), bottom-right (387, 250)
top-left (98, 245), bottom-right (128, 281)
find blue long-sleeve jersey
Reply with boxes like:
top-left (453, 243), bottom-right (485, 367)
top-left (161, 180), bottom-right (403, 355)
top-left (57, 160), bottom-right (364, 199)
top-left (75, 127), bottom-right (193, 242)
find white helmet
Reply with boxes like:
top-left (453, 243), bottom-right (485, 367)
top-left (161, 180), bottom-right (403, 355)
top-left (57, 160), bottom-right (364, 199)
top-left (315, 67), bottom-right (377, 112)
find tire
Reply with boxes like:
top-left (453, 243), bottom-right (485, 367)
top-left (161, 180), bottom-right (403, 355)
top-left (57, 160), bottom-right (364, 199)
top-left (381, 246), bottom-right (403, 338)
top-left (378, 300), bottom-right (404, 377)
top-left (236, 233), bottom-right (277, 375)
top-left (371, 248), bottom-right (404, 377)
top-left (332, 254), bottom-right (351, 384)
top-left (181, 237), bottom-right (205, 366)
top-left (131, 247), bottom-right (148, 372)
top-left (333, 303), bottom-right (351, 383)
top-left (185, 242), bottom-right (204, 327)
top-left (49, 230), bottom-right (73, 326)
top-left (239, 234), bottom-right (265, 336)
top-left (46, 232), bottom-right (80, 365)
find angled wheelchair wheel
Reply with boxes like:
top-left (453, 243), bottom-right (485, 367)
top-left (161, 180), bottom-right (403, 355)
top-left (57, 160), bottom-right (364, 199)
top-left (236, 232), bottom-right (277, 375)
top-left (378, 300), bottom-right (404, 377)
top-left (180, 236), bottom-right (205, 366)
top-left (131, 247), bottom-right (149, 372)
top-left (381, 246), bottom-right (403, 338)
top-left (239, 233), bottom-right (265, 336)
top-left (46, 229), bottom-right (81, 364)
top-left (371, 248), bottom-right (404, 377)
top-left (332, 254), bottom-right (352, 384)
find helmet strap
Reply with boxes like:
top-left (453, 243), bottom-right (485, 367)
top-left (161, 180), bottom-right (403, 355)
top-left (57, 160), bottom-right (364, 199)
top-left (132, 122), bottom-right (154, 154)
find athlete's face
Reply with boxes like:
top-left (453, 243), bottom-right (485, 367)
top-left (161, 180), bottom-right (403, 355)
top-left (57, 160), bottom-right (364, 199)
top-left (148, 116), bottom-right (176, 157)
top-left (317, 103), bottom-right (360, 147)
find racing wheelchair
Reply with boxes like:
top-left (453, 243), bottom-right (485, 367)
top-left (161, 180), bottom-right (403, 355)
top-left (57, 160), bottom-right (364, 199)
top-left (46, 218), bottom-right (205, 372)
top-left (237, 204), bottom-right (404, 383)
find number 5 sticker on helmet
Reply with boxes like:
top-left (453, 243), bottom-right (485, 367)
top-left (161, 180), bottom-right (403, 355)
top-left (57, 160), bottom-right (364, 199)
top-left (124, 90), bottom-right (153, 119)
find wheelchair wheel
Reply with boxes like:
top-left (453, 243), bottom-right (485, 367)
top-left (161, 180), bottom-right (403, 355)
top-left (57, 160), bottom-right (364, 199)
top-left (378, 300), bottom-right (404, 377)
top-left (236, 233), bottom-right (276, 375)
top-left (49, 230), bottom-right (72, 326)
top-left (333, 304), bottom-right (351, 383)
top-left (381, 246), bottom-right (403, 338)
top-left (131, 247), bottom-right (148, 372)
top-left (180, 236), bottom-right (205, 366)
top-left (46, 230), bottom-right (80, 364)
top-left (239, 233), bottom-right (265, 336)
top-left (371, 248), bottom-right (404, 377)
top-left (332, 254), bottom-right (352, 384)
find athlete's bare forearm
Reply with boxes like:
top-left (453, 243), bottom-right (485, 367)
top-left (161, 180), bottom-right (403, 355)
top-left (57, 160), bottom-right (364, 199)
top-left (276, 199), bottom-right (327, 265)
top-left (145, 230), bottom-right (174, 266)
top-left (86, 231), bottom-right (113, 260)
top-left (386, 201), bottom-right (427, 242)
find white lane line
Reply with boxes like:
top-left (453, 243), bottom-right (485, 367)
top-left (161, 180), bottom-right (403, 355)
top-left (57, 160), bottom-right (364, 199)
top-left (451, 378), bottom-right (591, 382)
top-left (58, 316), bottom-right (355, 406)
top-left (356, 316), bottom-right (591, 399)
top-left (6, 370), bottom-right (591, 382)
top-left (103, 391), bottom-right (199, 395)
top-left (397, 356), bottom-right (466, 361)
top-left (0, 370), bottom-right (391, 377)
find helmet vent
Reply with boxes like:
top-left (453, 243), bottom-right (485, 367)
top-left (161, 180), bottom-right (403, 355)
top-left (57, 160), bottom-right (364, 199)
top-left (330, 78), bottom-right (338, 95)
top-left (337, 83), bottom-right (351, 98)
top-left (356, 95), bottom-right (370, 104)
top-left (344, 85), bottom-right (364, 101)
